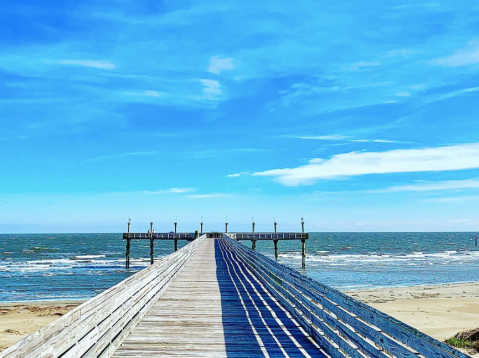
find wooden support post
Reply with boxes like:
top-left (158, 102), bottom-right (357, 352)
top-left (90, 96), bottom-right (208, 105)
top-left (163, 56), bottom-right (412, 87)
top-left (252, 240), bottom-right (256, 250)
top-left (125, 238), bottom-right (131, 268)
top-left (273, 239), bottom-right (278, 261)
top-left (301, 239), bottom-right (306, 269)
top-left (150, 238), bottom-right (154, 265)
top-left (174, 239), bottom-right (178, 252)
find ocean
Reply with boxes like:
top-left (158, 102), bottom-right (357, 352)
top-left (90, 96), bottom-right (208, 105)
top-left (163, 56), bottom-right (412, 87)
top-left (0, 232), bottom-right (478, 302)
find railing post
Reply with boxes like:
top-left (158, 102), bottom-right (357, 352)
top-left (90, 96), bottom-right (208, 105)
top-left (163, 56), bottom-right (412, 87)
top-left (174, 239), bottom-right (178, 252)
top-left (252, 240), bottom-right (256, 250)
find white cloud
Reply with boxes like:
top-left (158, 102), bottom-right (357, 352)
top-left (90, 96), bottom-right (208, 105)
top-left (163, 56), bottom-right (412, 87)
top-left (208, 57), bottom-right (234, 74)
top-left (253, 143), bottom-right (479, 186)
top-left (187, 193), bottom-right (230, 198)
top-left (58, 60), bottom-right (116, 70)
top-left (433, 39), bottom-right (479, 67)
top-left (143, 188), bottom-right (195, 194)
top-left (370, 178), bottom-right (479, 193)
top-left (200, 79), bottom-right (221, 100)
top-left (227, 172), bottom-right (249, 178)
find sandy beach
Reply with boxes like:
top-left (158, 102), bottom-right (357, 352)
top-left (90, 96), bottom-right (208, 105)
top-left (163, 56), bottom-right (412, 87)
top-left (0, 300), bottom-right (84, 352)
top-left (1, 283), bottom-right (478, 355)
top-left (346, 282), bottom-right (479, 357)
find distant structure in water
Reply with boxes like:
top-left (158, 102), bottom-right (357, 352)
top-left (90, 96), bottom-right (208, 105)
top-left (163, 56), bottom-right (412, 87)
top-left (123, 217), bottom-right (309, 269)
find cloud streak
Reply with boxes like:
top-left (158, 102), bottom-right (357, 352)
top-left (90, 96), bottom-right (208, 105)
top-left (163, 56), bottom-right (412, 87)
top-left (187, 193), bottom-right (230, 198)
top-left (57, 60), bottom-right (116, 70)
top-left (292, 135), bottom-right (398, 143)
top-left (143, 188), bottom-right (195, 195)
top-left (370, 178), bottom-right (479, 193)
top-left (253, 143), bottom-right (479, 186)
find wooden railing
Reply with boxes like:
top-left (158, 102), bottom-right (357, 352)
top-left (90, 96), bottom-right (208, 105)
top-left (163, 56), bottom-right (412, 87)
top-left (230, 232), bottom-right (308, 240)
top-left (123, 232), bottom-right (197, 240)
top-left (222, 234), bottom-right (469, 358)
top-left (0, 235), bottom-right (206, 358)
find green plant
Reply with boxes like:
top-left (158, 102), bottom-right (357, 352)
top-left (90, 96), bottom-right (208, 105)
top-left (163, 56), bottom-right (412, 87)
top-left (445, 337), bottom-right (479, 352)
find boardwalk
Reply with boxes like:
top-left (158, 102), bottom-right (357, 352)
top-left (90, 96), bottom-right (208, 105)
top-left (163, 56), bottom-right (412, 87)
top-left (1, 234), bottom-right (469, 358)
top-left (113, 238), bottom-right (325, 357)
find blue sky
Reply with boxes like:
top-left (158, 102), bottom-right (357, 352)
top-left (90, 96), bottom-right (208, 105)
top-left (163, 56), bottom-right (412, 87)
top-left (1, 0), bottom-right (479, 233)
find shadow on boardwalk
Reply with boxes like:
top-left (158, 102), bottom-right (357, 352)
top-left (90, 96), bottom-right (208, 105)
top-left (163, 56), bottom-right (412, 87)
top-left (215, 240), bottom-right (326, 357)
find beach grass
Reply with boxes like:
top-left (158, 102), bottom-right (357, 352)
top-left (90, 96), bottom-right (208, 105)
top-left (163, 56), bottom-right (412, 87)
top-left (445, 337), bottom-right (479, 352)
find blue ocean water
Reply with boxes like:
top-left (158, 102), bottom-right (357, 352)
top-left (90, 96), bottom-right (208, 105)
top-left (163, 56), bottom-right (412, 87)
top-left (0, 233), bottom-right (478, 301)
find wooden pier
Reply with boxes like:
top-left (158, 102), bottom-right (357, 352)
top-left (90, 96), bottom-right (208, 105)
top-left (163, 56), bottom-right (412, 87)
top-left (1, 235), bottom-right (469, 358)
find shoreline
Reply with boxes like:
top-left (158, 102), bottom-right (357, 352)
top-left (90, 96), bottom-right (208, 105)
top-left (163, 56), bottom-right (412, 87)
top-left (1, 282), bottom-right (478, 355)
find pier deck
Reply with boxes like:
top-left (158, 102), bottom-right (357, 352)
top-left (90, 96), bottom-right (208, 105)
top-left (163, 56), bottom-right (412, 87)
top-left (113, 238), bottom-right (324, 357)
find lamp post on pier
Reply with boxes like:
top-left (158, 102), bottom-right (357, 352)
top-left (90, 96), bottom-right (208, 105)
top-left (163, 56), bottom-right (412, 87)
top-left (126, 218), bottom-right (131, 268)
top-left (149, 221), bottom-right (154, 264)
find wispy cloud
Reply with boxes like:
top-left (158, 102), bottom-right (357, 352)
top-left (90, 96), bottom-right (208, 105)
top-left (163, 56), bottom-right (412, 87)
top-left (208, 57), bottom-right (234, 74)
top-left (424, 86), bottom-right (479, 105)
top-left (143, 188), bottom-right (195, 194)
top-left (423, 196), bottom-right (479, 203)
top-left (124, 90), bottom-right (163, 98)
top-left (57, 60), bottom-right (116, 70)
top-left (253, 143), bottom-right (479, 186)
top-left (227, 171), bottom-right (249, 178)
top-left (200, 79), bottom-right (221, 100)
top-left (291, 135), bottom-right (398, 143)
top-left (370, 178), bottom-right (479, 193)
top-left (187, 193), bottom-right (230, 198)
top-left (86, 151), bottom-right (157, 162)
top-left (433, 39), bottom-right (479, 67)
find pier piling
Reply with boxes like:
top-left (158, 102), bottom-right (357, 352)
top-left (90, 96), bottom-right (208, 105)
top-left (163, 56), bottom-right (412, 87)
top-left (125, 238), bottom-right (131, 268)
top-left (301, 238), bottom-right (306, 269)
top-left (274, 239), bottom-right (278, 261)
